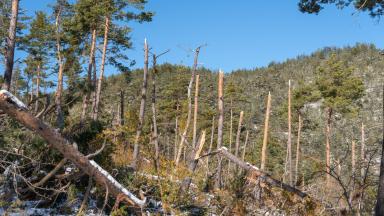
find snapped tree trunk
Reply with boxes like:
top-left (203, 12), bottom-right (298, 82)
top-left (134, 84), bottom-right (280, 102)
top-left (241, 130), bottom-right (249, 161)
top-left (215, 70), bottom-right (224, 188)
top-left (260, 92), bottom-right (271, 170)
top-left (132, 39), bottom-right (149, 168)
top-left (192, 74), bottom-right (200, 148)
top-left (0, 90), bottom-right (146, 207)
top-left (175, 46), bottom-right (201, 165)
top-left (93, 16), bottom-right (110, 121)
top-left (2, 0), bottom-right (19, 91)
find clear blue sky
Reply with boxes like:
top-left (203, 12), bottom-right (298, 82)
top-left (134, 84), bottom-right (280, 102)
top-left (12, 0), bottom-right (384, 74)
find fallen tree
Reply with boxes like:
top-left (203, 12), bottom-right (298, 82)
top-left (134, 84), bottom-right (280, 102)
top-left (0, 90), bottom-right (146, 207)
top-left (200, 147), bottom-right (308, 198)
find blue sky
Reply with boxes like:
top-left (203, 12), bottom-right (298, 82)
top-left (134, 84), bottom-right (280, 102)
top-left (9, 0), bottom-right (384, 74)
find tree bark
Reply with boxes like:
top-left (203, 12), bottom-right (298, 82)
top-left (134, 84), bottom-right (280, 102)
top-left (352, 139), bottom-right (356, 175)
top-left (241, 130), bottom-right (249, 161)
top-left (0, 90), bottom-right (146, 207)
top-left (34, 64), bottom-right (41, 113)
top-left (93, 16), bottom-right (110, 120)
top-left (361, 122), bottom-right (366, 178)
top-left (192, 74), bottom-right (200, 148)
top-left (295, 113), bottom-right (302, 185)
top-left (151, 54), bottom-right (160, 171)
top-left (132, 39), bottom-right (149, 168)
top-left (119, 90), bottom-right (125, 126)
top-left (286, 80), bottom-right (292, 185)
top-left (215, 70), bottom-right (224, 188)
top-left (175, 46), bottom-right (201, 165)
top-left (375, 136), bottom-right (384, 216)
top-left (325, 107), bottom-right (332, 186)
top-left (206, 116), bottom-right (215, 178)
top-left (81, 29), bottom-right (97, 123)
top-left (261, 92), bottom-right (271, 170)
top-left (216, 147), bottom-right (308, 198)
top-left (228, 99), bottom-right (233, 173)
top-left (2, 0), bottom-right (19, 91)
top-left (235, 111), bottom-right (244, 158)
top-left (54, 7), bottom-right (64, 129)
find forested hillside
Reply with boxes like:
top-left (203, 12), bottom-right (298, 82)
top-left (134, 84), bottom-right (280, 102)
top-left (1, 0), bottom-right (384, 215)
top-left (1, 42), bottom-right (382, 215)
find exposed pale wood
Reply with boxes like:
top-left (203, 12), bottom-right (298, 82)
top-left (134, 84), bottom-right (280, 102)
top-left (132, 39), bottom-right (149, 167)
top-left (261, 92), bottom-right (271, 170)
top-left (215, 70), bottom-right (224, 188)
top-left (217, 147), bottom-right (308, 198)
top-left (93, 16), bottom-right (110, 120)
top-left (241, 130), bottom-right (249, 161)
top-left (235, 111), bottom-right (244, 158)
top-left (0, 90), bottom-right (146, 207)
top-left (192, 74), bottom-right (200, 148)
top-left (286, 80), bottom-right (292, 185)
top-left (175, 46), bottom-right (201, 165)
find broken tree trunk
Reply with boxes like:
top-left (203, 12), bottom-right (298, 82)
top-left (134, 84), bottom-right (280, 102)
top-left (215, 70), bottom-right (224, 188)
top-left (0, 90), bottom-right (146, 207)
top-left (175, 46), bottom-right (201, 165)
top-left (132, 39), bottom-right (149, 168)
top-left (235, 111), bottom-right (244, 158)
top-left (260, 92), bottom-right (271, 171)
top-left (241, 130), bottom-right (249, 161)
top-left (325, 107), bottom-right (333, 186)
top-left (192, 74), bottom-right (200, 148)
top-left (215, 147), bottom-right (308, 198)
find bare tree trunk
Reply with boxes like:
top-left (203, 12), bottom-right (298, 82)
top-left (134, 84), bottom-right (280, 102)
top-left (352, 140), bottom-right (356, 175)
top-left (206, 116), bottom-right (215, 178)
top-left (175, 46), bottom-right (201, 165)
top-left (241, 130), bottom-right (249, 161)
top-left (192, 74), bottom-right (200, 148)
top-left (119, 90), bottom-right (124, 126)
top-left (93, 17), bottom-right (110, 120)
top-left (228, 99), bottom-right (233, 173)
top-left (361, 122), bottom-right (365, 178)
top-left (295, 113), bottom-right (302, 185)
top-left (0, 90), bottom-right (146, 207)
top-left (132, 39), bottom-right (149, 168)
top-left (81, 29), bottom-right (97, 123)
top-left (151, 53), bottom-right (161, 171)
top-left (2, 0), bottom-right (19, 91)
top-left (375, 136), bottom-right (384, 216)
top-left (325, 107), bottom-right (332, 186)
top-left (34, 64), bottom-right (41, 113)
top-left (260, 92), bottom-right (271, 170)
top-left (215, 70), bottom-right (224, 188)
top-left (54, 7), bottom-right (64, 129)
top-left (235, 111), bottom-right (244, 158)
top-left (174, 116), bottom-right (178, 161)
top-left (30, 75), bottom-right (34, 103)
top-left (286, 80), bottom-right (292, 185)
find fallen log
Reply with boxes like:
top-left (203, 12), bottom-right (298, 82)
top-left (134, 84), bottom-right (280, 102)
top-left (202, 147), bottom-right (308, 198)
top-left (0, 90), bottom-right (146, 207)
